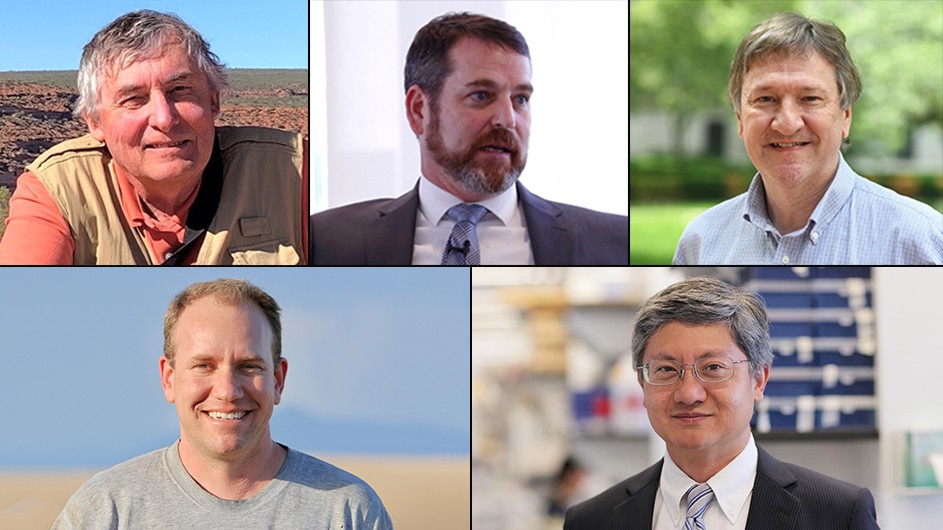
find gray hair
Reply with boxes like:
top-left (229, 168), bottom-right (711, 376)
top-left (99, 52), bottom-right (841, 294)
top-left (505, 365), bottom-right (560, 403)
top-left (75, 10), bottom-right (228, 120)
top-left (728, 12), bottom-right (861, 148)
top-left (631, 277), bottom-right (773, 378)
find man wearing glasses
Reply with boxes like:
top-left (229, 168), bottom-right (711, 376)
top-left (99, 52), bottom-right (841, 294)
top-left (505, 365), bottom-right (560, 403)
top-left (564, 276), bottom-right (880, 529)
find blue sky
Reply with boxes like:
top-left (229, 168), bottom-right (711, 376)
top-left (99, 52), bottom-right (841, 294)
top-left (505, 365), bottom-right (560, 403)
top-left (0, 268), bottom-right (469, 470)
top-left (0, 0), bottom-right (308, 70)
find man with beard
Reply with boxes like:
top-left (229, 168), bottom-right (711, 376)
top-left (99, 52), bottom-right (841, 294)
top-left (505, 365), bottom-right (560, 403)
top-left (309, 12), bottom-right (628, 265)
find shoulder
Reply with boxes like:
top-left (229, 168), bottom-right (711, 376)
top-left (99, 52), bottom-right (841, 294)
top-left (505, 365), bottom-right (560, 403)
top-left (287, 450), bottom-right (383, 501)
top-left (522, 188), bottom-right (628, 232)
top-left (852, 176), bottom-right (943, 232)
top-left (565, 461), bottom-right (660, 528)
top-left (72, 448), bottom-right (168, 495)
top-left (26, 135), bottom-right (108, 176)
top-left (282, 450), bottom-right (392, 527)
top-left (53, 448), bottom-right (169, 529)
top-left (683, 193), bottom-right (748, 234)
top-left (758, 449), bottom-right (877, 519)
top-left (311, 197), bottom-right (402, 226)
top-left (850, 176), bottom-right (943, 262)
top-left (216, 126), bottom-right (304, 151)
top-left (781, 460), bottom-right (873, 501)
top-left (673, 193), bottom-right (749, 264)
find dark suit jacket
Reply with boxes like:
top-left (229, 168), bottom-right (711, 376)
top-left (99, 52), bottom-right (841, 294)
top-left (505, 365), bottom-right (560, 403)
top-left (563, 446), bottom-right (880, 530)
top-left (309, 181), bottom-right (628, 265)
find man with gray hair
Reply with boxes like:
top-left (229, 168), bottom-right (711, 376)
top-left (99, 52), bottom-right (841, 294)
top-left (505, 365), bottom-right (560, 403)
top-left (53, 278), bottom-right (392, 529)
top-left (674, 12), bottom-right (942, 265)
top-left (0, 10), bottom-right (307, 264)
top-left (564, 276), bottom-right (880, 529)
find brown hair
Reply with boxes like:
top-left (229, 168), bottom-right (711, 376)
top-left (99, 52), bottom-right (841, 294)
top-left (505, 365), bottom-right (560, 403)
top-left (404, 12), bottom-right (530, 107)
top-left (163, 279), bottom-right (282, 366)
top-left (728, 12), bottom-right (862, 116)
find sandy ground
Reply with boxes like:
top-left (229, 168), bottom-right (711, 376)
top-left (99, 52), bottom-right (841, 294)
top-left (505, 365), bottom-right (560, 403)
top-left (0, 456), bottom-right (469, 530)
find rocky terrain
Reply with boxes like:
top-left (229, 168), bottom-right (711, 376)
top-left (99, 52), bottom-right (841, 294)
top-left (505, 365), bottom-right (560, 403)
top-left (0, 69), bottom-right (308, 191)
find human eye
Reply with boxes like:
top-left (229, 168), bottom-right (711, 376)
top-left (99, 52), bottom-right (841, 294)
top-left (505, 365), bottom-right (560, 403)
top-left (698, 358), bottom-right (732, 379)
top-left (469, 90), bottom-right (490, 102)
top-left (119, 94), bottom-right (147, 108)
top-left (239, 360), bottom-right (267, 373)
top-left (647, 361), bottom-right (679, 383)
top-left (514, 94), bottom-right (529, 106)
top-left (755, 95), bottom-right (775, 104)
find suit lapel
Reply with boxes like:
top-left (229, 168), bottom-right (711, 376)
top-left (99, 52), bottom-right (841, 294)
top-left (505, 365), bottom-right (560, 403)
top-left (613, 460), bottom-right (661, 530)
top-left (517, 182), bottom-right (577, 265)
top-left (745, 447), bottom-right (801, 530)
top-left (364, 183), bottom-right (420, 265)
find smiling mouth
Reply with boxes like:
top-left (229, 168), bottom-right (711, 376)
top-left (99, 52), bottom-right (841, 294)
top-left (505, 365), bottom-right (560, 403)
top-left (207, 411), bottom-right (247, 420)
top-left (146, 139), bottom-right (189, 149)
top-left (769, 141), bottom-right (810, 148)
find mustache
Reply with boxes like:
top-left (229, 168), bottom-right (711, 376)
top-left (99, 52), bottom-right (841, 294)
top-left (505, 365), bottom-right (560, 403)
top-left (473, 128), bottom-right (521, 154)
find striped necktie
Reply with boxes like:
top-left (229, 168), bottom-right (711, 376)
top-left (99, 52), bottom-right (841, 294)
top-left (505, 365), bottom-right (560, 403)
top-left (683, 483), bottom-right (714, 530)
top-left (440, 203), bottom-right (487, 265)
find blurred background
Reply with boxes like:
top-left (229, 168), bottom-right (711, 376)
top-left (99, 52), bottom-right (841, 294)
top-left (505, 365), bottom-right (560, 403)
top-left (472, 266), bottom-right (943, 529)
top-left (0, 267), bottom-right (469, 530)
top-left (629, 0), bottom-right (943, 264)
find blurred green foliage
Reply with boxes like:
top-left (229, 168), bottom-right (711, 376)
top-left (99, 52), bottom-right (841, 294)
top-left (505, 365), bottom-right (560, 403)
top-left (631, 153), bottom-right (943, 203)
top-left (631, 155), bottom-right (757, 201)
top-left (630, 0), bottom-right (943, 154)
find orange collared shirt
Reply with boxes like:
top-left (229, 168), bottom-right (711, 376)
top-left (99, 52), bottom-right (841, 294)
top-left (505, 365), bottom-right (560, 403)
top-left (0, 166), bottom-right (199, 265)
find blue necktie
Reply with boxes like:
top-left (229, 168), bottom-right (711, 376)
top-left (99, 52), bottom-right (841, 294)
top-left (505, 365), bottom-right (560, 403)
top-left (440, 203), bottom-right (487, 265)
top-left (683, 483), bottom-right (714, 530)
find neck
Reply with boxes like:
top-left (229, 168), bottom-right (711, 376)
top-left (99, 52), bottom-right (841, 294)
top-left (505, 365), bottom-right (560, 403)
top-left (177, 437), bottom-right (287, 501)
top-left (135, 177), bottom-right (201, 220)
top-left (763, 175), bottom-right (832, 235)
top-left (763, 169), bottom-right (835, 235)
top-left (668, 432), bottom-right (750, 484)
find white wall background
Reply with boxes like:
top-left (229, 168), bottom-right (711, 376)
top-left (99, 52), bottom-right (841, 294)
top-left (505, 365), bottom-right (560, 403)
top-left (310, 0), bottom-right (629, 216)
top-left (874, 268), bottom-right (943, 528)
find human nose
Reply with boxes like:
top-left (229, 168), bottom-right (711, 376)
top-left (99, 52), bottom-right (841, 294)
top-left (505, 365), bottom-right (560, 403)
top-left (673, 365), bottom-right (707, 404)
top-left (490, 96), bottom-right (517, 130)
top-left (148, 92), bottom-right (178, 131)
top-left (770, 99), bottom-right (804, 136)
top-left (212, 369), bottom-right (244, 401)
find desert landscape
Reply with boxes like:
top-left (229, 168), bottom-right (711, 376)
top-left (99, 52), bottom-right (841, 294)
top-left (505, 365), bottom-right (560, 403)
top-left (0, 455), bottom-right (469, 530)
top-left (0, 68), bottom-right (308, 191)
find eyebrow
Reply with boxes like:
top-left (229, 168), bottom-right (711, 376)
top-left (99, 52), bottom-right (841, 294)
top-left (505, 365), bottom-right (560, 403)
top-left (749, 84), bottom-right (826, 94)
top-left (464, 78), bottom-right (534, 94)
top-left (113, 72), bottom-right (195, 98)
top-left (647, 350), bottom-right (731, 361)
top-left (188, 353), bottom-right (268, 364)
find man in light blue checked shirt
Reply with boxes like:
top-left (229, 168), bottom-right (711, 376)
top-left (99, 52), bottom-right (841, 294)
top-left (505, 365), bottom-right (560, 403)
top-left (674, 12), bottom-right (943, 265)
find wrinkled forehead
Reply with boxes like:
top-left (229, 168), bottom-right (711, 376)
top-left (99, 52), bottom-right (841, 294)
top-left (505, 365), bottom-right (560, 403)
top-left (98, 36), bottom-right (189, 79)
top-left (743, 48), bottom-right (838, 92)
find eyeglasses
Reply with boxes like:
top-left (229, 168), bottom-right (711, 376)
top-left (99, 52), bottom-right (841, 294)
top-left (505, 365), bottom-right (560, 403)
top-left (637, 357), bottom-right (750, 386)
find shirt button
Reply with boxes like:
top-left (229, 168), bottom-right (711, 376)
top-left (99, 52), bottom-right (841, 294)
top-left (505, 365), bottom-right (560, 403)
top-left (811, 231), bottom-right (819, 242)
top-left (781, 255), bottom-right (790, 264)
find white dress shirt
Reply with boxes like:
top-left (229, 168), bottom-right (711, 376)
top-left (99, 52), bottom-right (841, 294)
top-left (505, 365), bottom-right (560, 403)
top-left (651, 435), bottom-right (759, 530)
top-left (412, 176), bottom-right (534, 265)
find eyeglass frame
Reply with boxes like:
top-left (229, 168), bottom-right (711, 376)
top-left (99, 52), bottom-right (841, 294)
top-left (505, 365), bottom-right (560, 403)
top-left (636, 356), bottom-right (751, 386)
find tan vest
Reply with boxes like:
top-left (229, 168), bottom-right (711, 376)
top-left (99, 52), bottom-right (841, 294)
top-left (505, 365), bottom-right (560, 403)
top-left (28, 126), bottom-right (305, 264)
